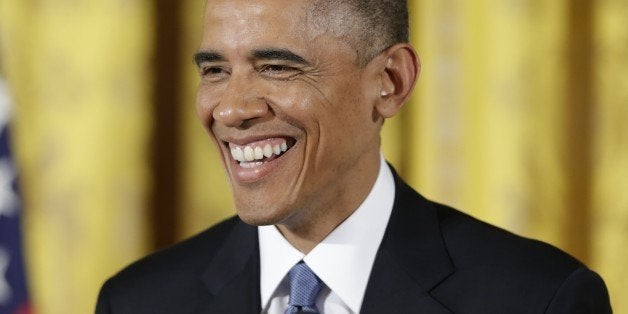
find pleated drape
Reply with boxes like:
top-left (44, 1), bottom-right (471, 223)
top-left (0, 1), bottom-right (153, 313)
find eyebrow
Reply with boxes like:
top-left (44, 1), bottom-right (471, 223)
top-left (252, 48), bottom-right (309, 65)
top-left (193, 51), bottom-right (225, 67)
top-left (193, 48), bottom-right (310, 67)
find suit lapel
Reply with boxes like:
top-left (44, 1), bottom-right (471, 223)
top-left (361, 171), bottom-right (455, 313)
top-left (196, 220), bottom-right (261, 313)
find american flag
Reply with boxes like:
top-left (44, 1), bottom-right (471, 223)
top-left (0, 77), bottom-right (32, 314)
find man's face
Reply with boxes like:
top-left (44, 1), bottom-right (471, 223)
top-left (196, 0), bottom-right (384, 227)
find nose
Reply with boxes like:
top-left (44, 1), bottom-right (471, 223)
top-left (213, 98), bottom-right (269, 127)
top-left (212, 80), bottom-right (269, 127)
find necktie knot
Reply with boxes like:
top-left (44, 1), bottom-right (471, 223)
top-left (285, 261), bottom-right (324, 314)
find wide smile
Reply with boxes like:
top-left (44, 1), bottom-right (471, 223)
top-left (224, 137), bottom-right (297, 182)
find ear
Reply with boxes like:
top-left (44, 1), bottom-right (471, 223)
top-left (375, 44), bottom-right (420, 118)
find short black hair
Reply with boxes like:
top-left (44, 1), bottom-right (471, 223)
top-left (309, 0), bottom-right (409, 66)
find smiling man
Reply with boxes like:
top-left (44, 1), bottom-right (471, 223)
top-left (96, 0), bottom-right (611, 313)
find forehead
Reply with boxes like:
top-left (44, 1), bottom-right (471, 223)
top-left (201, 0), bottom-right (358, 64)
top-left (206, 0), bottom-right (310, 16)
top-left (203, 0), bottom-right (312, 44)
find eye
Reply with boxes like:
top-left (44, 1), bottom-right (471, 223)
top-left (261, 64), bottom-right (291, 72)
top-left (199, 65), bottom-right (230, 81)
top-left (258, 64), bottom-right (301, 79)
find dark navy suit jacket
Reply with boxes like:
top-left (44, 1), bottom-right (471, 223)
top-left (96, 171), bottom-right (612, 313)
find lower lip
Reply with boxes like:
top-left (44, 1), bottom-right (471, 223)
top-left (230, 145), bottom-right (294, 183)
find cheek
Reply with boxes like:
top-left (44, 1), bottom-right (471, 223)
top-left (195, 85), bottom-right (219, 127)
top-left (284, 80), bottom-right (369, 138)
top-left (265, 84), bottom-right (317, 130)
top-left (322, 90), bottom-right (368, 130)
top-left (196, 89), bottom-right (225, 155)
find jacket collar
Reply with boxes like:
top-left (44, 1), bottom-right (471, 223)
top-left (197, 220), bottom-right (261, 313)
top-left (361, 169), bottom-right (455, 313)
top-left (196, 167), bottom-right (455, 313)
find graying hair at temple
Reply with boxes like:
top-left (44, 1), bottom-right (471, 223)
top-left (309, 0), bottom-right (409, 66)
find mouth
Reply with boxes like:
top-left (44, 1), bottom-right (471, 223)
top-left (224, 137), bottom-right (296, 180)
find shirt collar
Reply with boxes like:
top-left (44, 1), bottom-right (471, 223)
top-left (258, 155), bottom-right (395, 313)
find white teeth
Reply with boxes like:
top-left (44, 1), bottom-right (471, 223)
top-left (263, 144), bottom-right (273, 158)
top-left (254, 146), bottom-right (264, 160)
top-left (231, 140), bottom-right (290, 164)
top-left (233, 147), bottom-right (244, 161)
top-left (243, 146), bottom-right (255, 161)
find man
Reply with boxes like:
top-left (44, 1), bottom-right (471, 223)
top-left (96, 0), bottom-right (612, 313)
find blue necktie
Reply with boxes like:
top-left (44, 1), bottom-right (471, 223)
top-left (285, 261), bottom-right (324, 314)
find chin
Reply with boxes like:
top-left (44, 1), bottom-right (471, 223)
top-left (234, 204), bottom-right (292, 227)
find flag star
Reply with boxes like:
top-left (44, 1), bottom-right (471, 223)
top-left (0, 158), bottom-right (18, 218)
top-left (0, 247), bottom-right (11, 305)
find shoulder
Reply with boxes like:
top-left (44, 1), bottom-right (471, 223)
top-left (114, 215), bottom-right (241, 282)
top-left (434, 201), bottom-right (582, 275)
top-left (430, 201), bottom-right (611, 313)
top-left (389, 171), bottom-right (610, 312)
top-left (392, 173), bottom-right (584, 277)
top-left (96, 216), bottom-right (246, 313)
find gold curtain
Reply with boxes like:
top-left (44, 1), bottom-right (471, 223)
top-left (591, 0), bottom-right (628, 310)
top-left (0, 0), bottom-right (626, 313)
top-left (0, 1), bottom-right (153, 313)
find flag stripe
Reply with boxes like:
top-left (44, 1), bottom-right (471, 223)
top-left (0, 77), bottom-right (32, 314)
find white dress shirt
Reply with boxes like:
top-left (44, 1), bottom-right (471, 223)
top-left (258, 155), bottom-right (395, 313)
